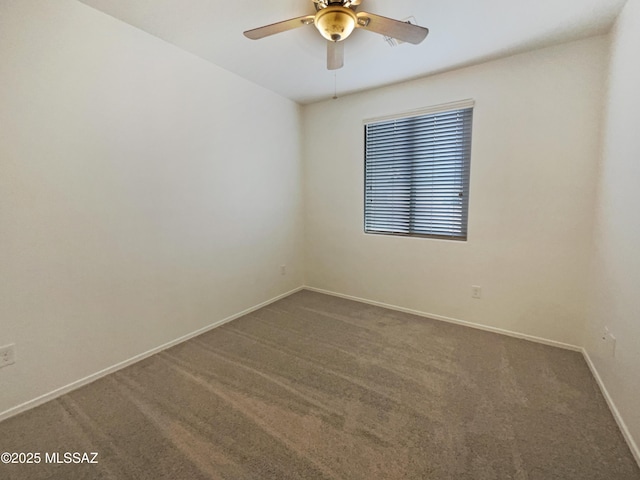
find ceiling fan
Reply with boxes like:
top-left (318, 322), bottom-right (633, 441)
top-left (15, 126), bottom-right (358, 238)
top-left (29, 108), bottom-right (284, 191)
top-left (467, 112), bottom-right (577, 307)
top-left (243, 0), bottom-right (429, 70)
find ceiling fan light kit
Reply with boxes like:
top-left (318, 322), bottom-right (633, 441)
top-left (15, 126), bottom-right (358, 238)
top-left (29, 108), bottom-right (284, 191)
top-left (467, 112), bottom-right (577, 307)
top-left (243, 0), bottom-right (429, 70)
top-left (315, 6), bottom-right (357, 42)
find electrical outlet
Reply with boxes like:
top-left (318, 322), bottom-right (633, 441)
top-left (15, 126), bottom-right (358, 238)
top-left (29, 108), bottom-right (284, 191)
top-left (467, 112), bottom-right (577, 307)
top-left (280, 265), bottom-right (286, 275)
top-left (601, 328), bottom-right (616, 358)
top-left (0, 344), bottom-right (16, 369)
top-left (472, 285), bottom-right (482, 299)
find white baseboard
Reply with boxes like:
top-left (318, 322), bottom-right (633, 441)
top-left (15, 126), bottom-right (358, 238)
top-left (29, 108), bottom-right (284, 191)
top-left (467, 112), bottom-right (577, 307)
top-left (0, 286), bottom-right (304, 423)
top-left (4, 284), bottom-right (638, 470)
top-left (304, 285), bottom-right (640, 468)
top-left (582, 349), bottom-right (640, 468)
top-left (303, 286), bottom-right (582, 351)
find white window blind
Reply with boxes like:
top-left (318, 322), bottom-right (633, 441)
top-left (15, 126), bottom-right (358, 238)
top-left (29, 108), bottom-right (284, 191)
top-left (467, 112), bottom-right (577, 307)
top-left (364, 105), bottom-right (473, 240)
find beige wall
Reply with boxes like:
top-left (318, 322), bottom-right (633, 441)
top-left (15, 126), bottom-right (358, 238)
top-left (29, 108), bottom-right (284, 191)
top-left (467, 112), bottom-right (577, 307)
top-left (585, 0), bottom-right (640, 459)
top-left (0, 0), bottom-right (304, 415)
top-left (303, 36), bottom-right (608, 347)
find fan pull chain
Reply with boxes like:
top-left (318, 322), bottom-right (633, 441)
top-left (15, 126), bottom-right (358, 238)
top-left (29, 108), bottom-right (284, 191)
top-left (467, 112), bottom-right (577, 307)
top-left (333, 72), bottom-right (338, 100)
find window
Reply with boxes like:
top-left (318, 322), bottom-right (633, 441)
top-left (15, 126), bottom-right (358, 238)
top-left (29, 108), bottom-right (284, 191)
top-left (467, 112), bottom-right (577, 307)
top-left (364, 101), bottom-right (473, 241)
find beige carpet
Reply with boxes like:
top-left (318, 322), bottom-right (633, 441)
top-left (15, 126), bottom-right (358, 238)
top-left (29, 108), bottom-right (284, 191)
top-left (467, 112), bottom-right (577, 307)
top-left (1, 290), bottom-right (638, 479)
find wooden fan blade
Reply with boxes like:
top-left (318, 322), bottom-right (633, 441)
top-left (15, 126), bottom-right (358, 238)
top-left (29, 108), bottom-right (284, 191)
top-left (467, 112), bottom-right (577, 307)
top-left (349, 0), bottom-right (362, 12)
top-left (244, 15), bottom-right (315, 40)
top-left (356, 12), bottom-right (429, 44)
top-left (327, 41), bottom-right (344, 70)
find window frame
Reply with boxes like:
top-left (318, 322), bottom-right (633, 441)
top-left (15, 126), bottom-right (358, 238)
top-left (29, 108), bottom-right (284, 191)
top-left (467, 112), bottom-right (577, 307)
top-left (363, 99), bottom-right (474, 241)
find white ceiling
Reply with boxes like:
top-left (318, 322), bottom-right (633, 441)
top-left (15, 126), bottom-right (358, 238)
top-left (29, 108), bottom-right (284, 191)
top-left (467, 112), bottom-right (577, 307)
top-left (78, 0), bottom-right (626, 104)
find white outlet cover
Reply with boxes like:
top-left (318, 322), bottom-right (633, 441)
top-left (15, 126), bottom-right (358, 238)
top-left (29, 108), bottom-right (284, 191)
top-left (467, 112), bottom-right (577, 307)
top-left (0, 344), bottom-right (16, 368)
top-left (607, 333), bottom-right (617, 358)
top-left (599, 330), bottom-right (616, 358)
